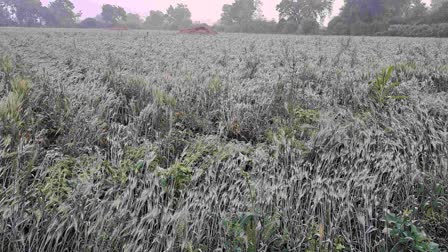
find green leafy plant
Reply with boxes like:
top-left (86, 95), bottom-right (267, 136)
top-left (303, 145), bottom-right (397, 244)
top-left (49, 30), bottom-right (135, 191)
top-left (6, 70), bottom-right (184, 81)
top-left (293, 106), bottom-right (320, 125)
top-left (417, 183), bottom-right (447, 223)
top-left (384, 212), bottom-right (440, 252)
top-left (1, 56), bottom-right (13, 77)
top-left (304, 223), bottom-right (346, 252)
top-left (0, 77), bottom-right (30, 123)
top-left (121, 146), bottom-right (148, 171)
top-left (0, 77), bottom-right (31, 150)
top-left (154, 88), bottom-right (176, 107)
top-left (158, 161), bottom-right (193, 190)
top-left (369, 66), bottom-right (407, 106)
top-left (223, 211), bottom-right (288, 252)
top-left (266, 105), bottom-right (319, 156)
top-left (40, 157), bottom-right (76, 209)
top-left (222, 172), bottom-right (288, 252)
top-left (207, 75), bottom-right (223, 94)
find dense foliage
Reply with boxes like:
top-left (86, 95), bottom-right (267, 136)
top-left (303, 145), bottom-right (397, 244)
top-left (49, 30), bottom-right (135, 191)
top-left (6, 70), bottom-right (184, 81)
top-left (379, 23), bottom-right (448, 37)
top-left (2, 0), bottom-right (448, 37)
top-left (0, 29), bottom-right (447, 251)
top-left (327, 0), bottom-right (448, 36)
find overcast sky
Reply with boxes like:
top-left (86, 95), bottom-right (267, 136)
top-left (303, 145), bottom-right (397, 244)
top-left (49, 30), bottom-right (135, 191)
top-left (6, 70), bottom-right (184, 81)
top-left (41, 0), bottom-right (432, 25)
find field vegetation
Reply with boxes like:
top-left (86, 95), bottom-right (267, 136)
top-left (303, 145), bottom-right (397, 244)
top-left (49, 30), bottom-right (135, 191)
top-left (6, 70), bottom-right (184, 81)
top-left (0, 29), bottom-right (447, 251)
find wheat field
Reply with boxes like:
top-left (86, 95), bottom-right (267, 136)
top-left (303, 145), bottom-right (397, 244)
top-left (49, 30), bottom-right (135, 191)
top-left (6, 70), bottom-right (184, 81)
top-left (0, 28), bottom-right (447, 251)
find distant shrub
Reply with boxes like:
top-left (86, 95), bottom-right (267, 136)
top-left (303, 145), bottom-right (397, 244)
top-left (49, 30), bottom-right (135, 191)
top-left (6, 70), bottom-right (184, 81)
top-left (214, 19), bottom-right (279, 34)
top-left (327, 18), bottom-right (388, 36)
top-left (380, 23), bottom-right (448, 37)
top-left (78, 18), bottom-right (106, 29)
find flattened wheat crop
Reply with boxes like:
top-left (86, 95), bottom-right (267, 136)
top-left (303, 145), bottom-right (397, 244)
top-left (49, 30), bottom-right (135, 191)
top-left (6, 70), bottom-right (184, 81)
top-left (0, 28), bottom-right (447, 251)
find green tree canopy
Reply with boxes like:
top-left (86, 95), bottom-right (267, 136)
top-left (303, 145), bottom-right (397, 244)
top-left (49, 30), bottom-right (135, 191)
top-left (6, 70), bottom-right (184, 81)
top-left (124, 13), bottom-right (143, 29)
top-left (328, 0), bottom-right (431, 35)
top-left (0, 2), bottom-right (14, 26)
top-left (432, 0), bottom-right (448, 9)
top-left (144, 10), bottom-right (166, 28)
top-left (165, 4), bottom-right (192, 29)
top-left (101, 4), bottom-right (126, 25)
top-left (402, 0), bottom-right (428, 22)
top-left (46, 0), bottom-right (79, 27)
top-left (426, 1), bottom-right (448, 23)
top-left (0, 0), bottom-right (44, 26)
top-left (276, 0), bottom-right (334, 25)
top-left (337, 0), bottom-right (427, 23)
top-left (220, 0), bottom-right (261, 25)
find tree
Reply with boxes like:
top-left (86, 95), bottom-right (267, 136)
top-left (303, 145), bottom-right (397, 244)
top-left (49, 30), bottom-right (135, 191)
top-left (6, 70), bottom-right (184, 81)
top-left (327, 16), bottom-right (350, 34)
top-left (431, 0), bottom-right (448, 10)
top-left (144, 10), bottom-right (166, 28)
top-left (403, 0), bottom-right (428, 22)
top-left (339, 0), bottom-right (384, 23)
top-left (338, 0), bottom-right (423, 23)
top-left (46, 0), bottom-right (79, 27)
top-left (220, 0), bottom-right (261, 25)
top-left (101, 4), bottom-right (126, 26)
top-left (426, 1), bottom-right (448, 23)
top-left (0, 0), bottom-right (44, 26)
top-left (276, 0), bottom-right (334, 26)
top-left (220, 4), bottom-right (235, 25)
top-left (124, 13), bottom-right (142, 29)
top-left (165, 4), bottom-right (192, 29)
top-left (327, 0), bottom-right (428, 35)
top-left (0, 2), bottom-right (14, 26)
top-left (299, 17), bottom-right (320, 34)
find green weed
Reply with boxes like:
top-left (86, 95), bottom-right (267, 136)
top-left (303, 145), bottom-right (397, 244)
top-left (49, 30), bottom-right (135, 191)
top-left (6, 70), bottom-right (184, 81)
top-left (207, 76), bottom-right (223, 94)
top-left (369, 66), bottom-right (407, 106)
top-left (154, 88), bottom-right (176, 107)
top-left (384, 211), bottom-right (440, 252)
top-left (40, 157), bottom-right (76, 209)
top-left (0, 77), bottom-right (30, 123)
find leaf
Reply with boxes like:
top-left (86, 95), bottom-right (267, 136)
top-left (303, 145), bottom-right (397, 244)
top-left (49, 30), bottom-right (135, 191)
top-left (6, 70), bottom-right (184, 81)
top-left (428, 242), bottom-right (440, 252)
top-left (385, 213), bottom-right (401, 224)
top-left (389, 95), bottom-right (408, 100)
top-left (389, 81), bottom-right (401, 89)
top-left (335, 243), bottom-right (345, 250)
top-left (385, 66), bottom-right (394, 82)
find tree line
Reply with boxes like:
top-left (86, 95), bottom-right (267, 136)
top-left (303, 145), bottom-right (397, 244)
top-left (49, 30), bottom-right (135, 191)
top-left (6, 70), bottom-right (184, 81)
top-left (1, 0), bottom-right (448, 36)
top-left (0, 0), bottom-right (193, 29)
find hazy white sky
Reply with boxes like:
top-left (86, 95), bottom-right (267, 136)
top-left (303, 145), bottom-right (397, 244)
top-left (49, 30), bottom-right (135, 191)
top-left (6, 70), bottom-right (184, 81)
top-left (41, 0), bottom-right (432, 25)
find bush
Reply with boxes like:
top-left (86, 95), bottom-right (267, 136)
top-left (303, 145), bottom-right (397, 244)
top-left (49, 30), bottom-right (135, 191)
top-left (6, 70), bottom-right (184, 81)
top-left (327, 18), bottom-right (389, 36)
top-left (78, 18), bottom-right (106, 29)
top-left (382, 23), bottom-right (448, 37)
top-left (299, 18), bottom-right (320, 35)
top-left (214, 19), bottom-right (279, 34)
